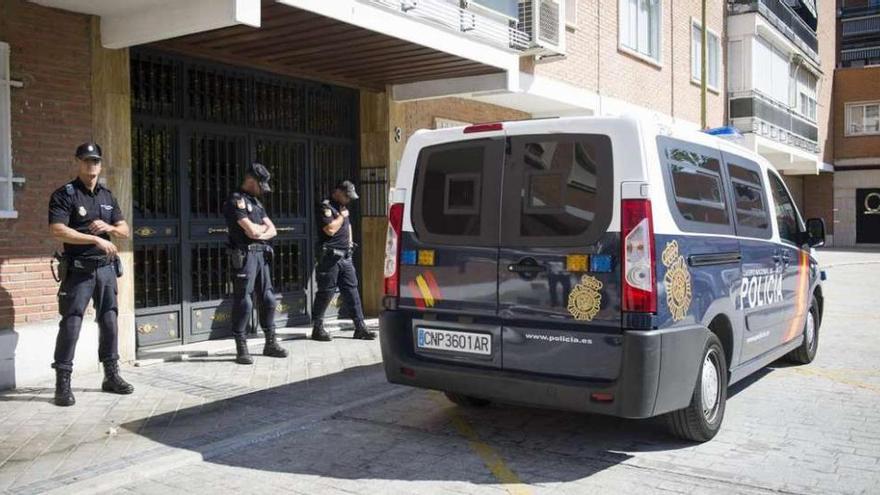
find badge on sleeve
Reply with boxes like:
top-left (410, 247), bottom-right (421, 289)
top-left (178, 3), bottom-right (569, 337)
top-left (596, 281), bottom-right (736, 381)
top-left (247, 203), bottom-right (253, 212)
top-left (323, 208), bottom-right (332, 218)
top-left (78, 206), bottom-right (87, 217)
top-left (236, 198), bottom-right (246, 210)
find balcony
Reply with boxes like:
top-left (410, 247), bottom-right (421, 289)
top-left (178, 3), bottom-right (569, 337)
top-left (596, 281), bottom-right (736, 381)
top-left (842, 15), bottom-right (880, 39)
top-left (729, 0), bottom-right (819, 63)
top-left (728, 90), bottom-right (819, 154)
top-left (365, 0), bottom-right (530, 51)
top-left (840, 4), bottom-right (880, 19)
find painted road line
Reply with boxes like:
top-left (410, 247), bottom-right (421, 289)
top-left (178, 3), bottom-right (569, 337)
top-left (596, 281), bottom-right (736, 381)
top-left (432, 392), bottom-right (533, 495)
top-left (785, 367), bottom-right (880, 394)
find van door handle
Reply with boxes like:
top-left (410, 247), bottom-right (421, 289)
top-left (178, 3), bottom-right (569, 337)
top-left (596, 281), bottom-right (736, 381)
top-left (508, 258), bottom-right (546, 274)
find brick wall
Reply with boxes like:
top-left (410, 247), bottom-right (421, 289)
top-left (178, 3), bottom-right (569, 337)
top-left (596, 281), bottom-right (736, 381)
top-left (0, 0), bottom-right (93, 328)
top-left (534, 0), bottom-right (725, 127)
top-left (804, 173), bottom-right (834, 235)
top-left (833, 67), bottom-right (880, 161)
top-left (399, 97), bottom-right (529, 143)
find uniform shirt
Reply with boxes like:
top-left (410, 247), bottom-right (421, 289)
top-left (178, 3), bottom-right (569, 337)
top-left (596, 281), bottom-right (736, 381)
top-left (48, 178), bottom-right (123, 259)
top-left (223, 190), bottom-right (269, 248)
top-left (317, 198), bottom-right (352, 250)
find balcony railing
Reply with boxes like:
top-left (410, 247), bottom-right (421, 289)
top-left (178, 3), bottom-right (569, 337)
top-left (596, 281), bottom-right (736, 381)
top-left (840, 4), bottom-right (880, 19)
top-left (729, 0), bottom-right (819, 62)
top-left (841, 14), bottom-right (880, 40)
top-left (365, 0), bottom-right (530, 51)
top-left (728, 90), bottom-right (819, 154)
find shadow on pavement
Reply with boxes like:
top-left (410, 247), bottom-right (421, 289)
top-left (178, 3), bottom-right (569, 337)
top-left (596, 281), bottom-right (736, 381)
top-left (115, 358), bottom-right (779, 486)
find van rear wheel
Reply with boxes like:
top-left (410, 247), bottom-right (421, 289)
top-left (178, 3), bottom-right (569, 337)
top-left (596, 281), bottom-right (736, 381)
top-left (666, 333), bottom-right (727, 443)
top-left (444, 392), bottom-right (491, 408)
top-left (786, 298), bottom-right (820, 365)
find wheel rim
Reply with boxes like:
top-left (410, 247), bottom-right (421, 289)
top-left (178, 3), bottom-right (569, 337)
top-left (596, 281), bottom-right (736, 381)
top-left (805, 310), bottom-right (816, 351)
top-left (701, 349), bottom-right (721, 423)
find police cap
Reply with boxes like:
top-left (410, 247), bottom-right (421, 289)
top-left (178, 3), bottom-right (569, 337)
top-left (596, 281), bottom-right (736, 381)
top-left (335, 180), bottom-right (359, 200)
top-left (75, 142), bottom-right (102, 161)
top-left (246, 162), bottom-right (272, 193)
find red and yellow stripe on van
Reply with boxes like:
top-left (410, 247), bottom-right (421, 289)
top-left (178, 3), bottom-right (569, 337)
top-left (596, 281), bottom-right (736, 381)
top-left (408, 271), bottom-right (443, 310)
top-left (783, 250), bottom-right (810, 343)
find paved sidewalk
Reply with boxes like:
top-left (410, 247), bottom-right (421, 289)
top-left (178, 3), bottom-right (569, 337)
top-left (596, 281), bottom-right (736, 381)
top-left (0, 321), bottom-right (391, 494)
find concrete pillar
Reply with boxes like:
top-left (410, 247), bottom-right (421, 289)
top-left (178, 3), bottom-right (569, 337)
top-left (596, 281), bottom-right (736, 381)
top-left (90, 19), bottom-right (135, 362)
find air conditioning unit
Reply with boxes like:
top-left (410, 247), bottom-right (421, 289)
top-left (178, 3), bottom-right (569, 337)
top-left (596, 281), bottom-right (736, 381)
top-left (518, 0), bottom-right (566, 56)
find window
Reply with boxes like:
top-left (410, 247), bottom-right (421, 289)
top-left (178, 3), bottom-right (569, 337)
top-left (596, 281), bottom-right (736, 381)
top-left (413, 139), bottom-right (504, 244)
top-left (846, 102), bottom-right (880, 136)
top-left (0, 42), bottom-right (16, 218)
top-left (658, 137), bottom-right (733, 235)
top-left (796, 69), bottom-right (818, 122)
top-left (752, 36), bottom-right (789, 105)
top-left (619, 0), bottom-right (661, 63)
top-left (727, 159), bottom-right (771, 238)
top-left (768, 172), bottom-right (803, 245)
top-left (691, 21), bottom-right (720, 90)
top-left (502, 134), bottom-right (613, 246)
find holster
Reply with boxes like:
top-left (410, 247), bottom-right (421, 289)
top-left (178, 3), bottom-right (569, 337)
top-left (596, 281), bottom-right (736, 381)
top-left (227, 247), bottom-right (247, 270)
top-left (51, 251), bottom-right (67, 284)
top-left (113, 256), bottom-right (123, 278)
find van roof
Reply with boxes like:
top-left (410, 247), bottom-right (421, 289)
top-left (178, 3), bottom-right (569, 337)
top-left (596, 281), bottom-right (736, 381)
top-left (412, 115), bottom-right (777, 175)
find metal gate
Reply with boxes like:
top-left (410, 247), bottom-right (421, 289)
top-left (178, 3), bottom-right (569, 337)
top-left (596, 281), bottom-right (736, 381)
top-left (130, 49), bottom-right (358, 347)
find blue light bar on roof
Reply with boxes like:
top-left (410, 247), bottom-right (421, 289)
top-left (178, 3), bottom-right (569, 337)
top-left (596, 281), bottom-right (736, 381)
top-left (703, 126), bottom-right (745, 144)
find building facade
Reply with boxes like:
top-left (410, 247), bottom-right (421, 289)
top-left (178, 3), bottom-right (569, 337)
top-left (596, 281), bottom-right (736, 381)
top-left (0, 0), bottom-right (839, 389)
top-left (834, 0), bottom-right (880, 246)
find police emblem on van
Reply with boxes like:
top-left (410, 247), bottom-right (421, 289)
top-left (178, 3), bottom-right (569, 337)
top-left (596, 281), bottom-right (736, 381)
top-left (662, 241), bottom-right (692, 321)
top-left (567, 275), bottom-right (603, 321)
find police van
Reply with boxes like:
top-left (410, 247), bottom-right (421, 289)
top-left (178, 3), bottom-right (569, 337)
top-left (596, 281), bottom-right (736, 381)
top-left (379, 116), bottom-right (826, 442)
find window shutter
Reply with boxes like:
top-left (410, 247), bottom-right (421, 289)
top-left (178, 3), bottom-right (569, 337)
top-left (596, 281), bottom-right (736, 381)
top-left (0, 41), bottom-right (17, 217)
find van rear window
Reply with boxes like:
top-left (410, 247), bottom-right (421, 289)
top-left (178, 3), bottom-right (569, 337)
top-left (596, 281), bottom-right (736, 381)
top-left (412, 138), bottom-right (504, 245)
top-left (504, 135), bottom-right (613, 245)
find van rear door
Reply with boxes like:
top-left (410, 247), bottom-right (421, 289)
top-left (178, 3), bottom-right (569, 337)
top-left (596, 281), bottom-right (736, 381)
top-left (497, 133), bottom-right (621, 379)
top-left (399, 136), bottom-right (505, 368)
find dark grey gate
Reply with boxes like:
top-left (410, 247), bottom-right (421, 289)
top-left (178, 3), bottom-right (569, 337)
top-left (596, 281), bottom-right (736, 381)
top-left (856, 188), bottom-right (880, 244)
top-left (130, 49), bottom-right (358, 347)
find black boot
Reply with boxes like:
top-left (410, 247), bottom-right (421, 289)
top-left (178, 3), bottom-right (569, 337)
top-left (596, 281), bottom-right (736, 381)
top-left (235, 338), bottom-right (254, 365)
top-left (101, 361), bottom-right (134, 395)
top-left (353, 321), bottom-right (377, 341)
top-left (311, 320), bottom-right (332, 342)
top-left (263, 329), bottom-right (288, 358)
top-left (54, 369), bottom-right (75, 407)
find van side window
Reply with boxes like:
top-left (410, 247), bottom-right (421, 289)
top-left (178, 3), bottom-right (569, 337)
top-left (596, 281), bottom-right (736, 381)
top-left (501, 135), bottom-right (614, 247)
top-left (657, 137), bottom-right (733, 235)
top-left (726, 158), bottom-right (771, 238)
top-left (768, 172), bottom-right (802, 245)
top-left (412, 138), bottom-right (503, 245)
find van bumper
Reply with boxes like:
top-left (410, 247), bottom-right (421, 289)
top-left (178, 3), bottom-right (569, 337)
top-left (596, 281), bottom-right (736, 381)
top-left (379, 311), bottom-right (710, 419)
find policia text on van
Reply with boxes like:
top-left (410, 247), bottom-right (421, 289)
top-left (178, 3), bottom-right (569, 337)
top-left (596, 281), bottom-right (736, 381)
top-left (379, 117), bottom-right (826, 442)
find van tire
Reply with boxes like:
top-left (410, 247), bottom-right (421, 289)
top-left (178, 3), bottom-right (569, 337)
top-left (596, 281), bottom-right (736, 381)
top-left (786, 299), bottom-right (820, 365)
top-left (444, 392), bottom-right (491, 408)
top-left (666, 333), bottom-right (727, 443)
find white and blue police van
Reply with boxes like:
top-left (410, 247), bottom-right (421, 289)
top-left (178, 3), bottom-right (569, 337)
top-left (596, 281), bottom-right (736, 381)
top-left (379, 116), bottom-right (826, 442)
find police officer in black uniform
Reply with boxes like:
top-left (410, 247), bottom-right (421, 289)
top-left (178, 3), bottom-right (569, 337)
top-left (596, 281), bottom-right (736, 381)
top-left (311, 181), bottom-right (376, 341)
top-left (224, 163), bottom-right (289, 365)
top-left (48, 143), bottom-right (134, 407)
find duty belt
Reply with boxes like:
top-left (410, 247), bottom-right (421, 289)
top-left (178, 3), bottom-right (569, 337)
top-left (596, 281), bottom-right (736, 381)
top-left (323, 246), bottom-right (354, 258)
top-left (67, 256), bottom-right (113, 271)
top-left (244, 244), bottom-right (271, 252)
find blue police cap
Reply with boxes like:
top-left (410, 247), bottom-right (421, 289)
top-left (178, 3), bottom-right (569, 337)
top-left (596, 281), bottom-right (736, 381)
top-left (75, 142), bottom-right (102, 161)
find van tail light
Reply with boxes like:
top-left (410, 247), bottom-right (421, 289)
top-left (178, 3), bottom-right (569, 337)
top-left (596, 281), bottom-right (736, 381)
top-left (621, 199), bottom-right (657, 313)
top-left (384, 203), bottom-right (405, 297)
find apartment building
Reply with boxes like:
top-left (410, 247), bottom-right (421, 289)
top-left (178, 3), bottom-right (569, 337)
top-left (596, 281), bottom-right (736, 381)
top-left (724, 0), bottom-right (836, 237)
top-left (833, 0), bottom-right (880, 246)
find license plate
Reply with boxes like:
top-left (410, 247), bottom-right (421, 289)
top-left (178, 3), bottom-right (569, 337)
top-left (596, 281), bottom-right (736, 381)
top-left (417, 328), bottom-right (491, 356)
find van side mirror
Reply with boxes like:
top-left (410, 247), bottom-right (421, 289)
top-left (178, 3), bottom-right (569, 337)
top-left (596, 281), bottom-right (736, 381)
top-left (804, 218), bottom-right (826, 247)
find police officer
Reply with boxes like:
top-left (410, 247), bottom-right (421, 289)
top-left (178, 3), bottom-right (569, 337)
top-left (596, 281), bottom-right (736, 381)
top-left (311, 181), bottom-right (376, 341)
top-left (48, 143), bottom-right (133, 407)
top-left (224, 163), bottom-right (288, 365)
